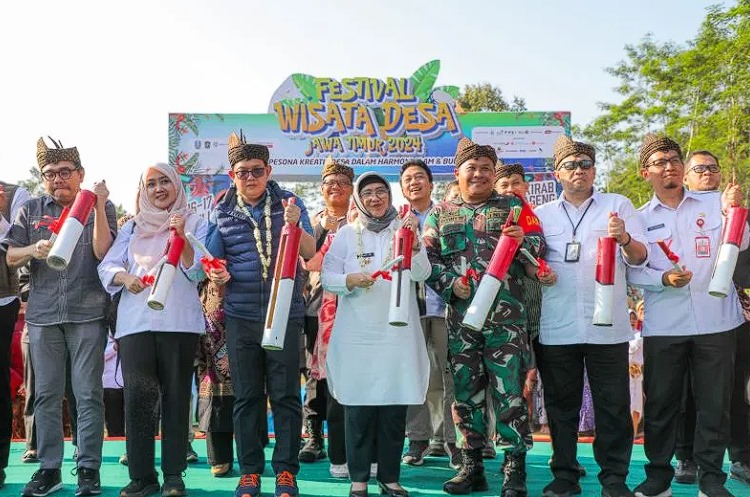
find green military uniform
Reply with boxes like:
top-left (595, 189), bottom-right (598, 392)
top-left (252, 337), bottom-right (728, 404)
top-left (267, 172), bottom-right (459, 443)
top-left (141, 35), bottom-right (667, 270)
top-left (423, 191), bottom-right (545, 454)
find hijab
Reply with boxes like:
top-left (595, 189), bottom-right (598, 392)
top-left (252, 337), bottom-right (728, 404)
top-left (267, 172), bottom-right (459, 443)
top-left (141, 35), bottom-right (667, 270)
top-left (130, 163), bottom-right (197, 270)
top-left (352, 172), bottom-right (397, 233)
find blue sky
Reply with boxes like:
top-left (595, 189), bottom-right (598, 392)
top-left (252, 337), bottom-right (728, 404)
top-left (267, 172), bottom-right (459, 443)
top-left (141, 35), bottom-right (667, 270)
top-left (0, 0), bottom-right (722, 208)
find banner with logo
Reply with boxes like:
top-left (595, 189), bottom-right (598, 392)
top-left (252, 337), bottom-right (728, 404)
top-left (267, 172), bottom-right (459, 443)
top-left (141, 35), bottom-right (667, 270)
top-left (169, 61), bottom-right (569, 215)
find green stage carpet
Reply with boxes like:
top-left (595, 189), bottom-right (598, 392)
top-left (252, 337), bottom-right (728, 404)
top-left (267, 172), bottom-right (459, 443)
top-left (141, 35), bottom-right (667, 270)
top-left (3, 440), bottom-right (746, 496)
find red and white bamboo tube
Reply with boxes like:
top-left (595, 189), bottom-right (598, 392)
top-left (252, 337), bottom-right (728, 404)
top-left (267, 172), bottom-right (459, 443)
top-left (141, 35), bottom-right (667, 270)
top-left (262, 201), bottom-right (302, 350)
top-left (462, 207), bottom-right (521, 331)
top-left (47, 190), bottom-right (97, 271)
top-left (388, 206), bottom-right (414, 327)
top-left (709, 206), bottom-right (749, 298)
top-left (147, 229), bottom-right (185, 310)
top-left (592, 236), bottom-right (617, 326)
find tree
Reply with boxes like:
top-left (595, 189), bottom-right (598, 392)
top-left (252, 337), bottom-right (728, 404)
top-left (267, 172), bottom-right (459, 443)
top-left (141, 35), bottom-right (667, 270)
top-left (458, 83), bottom-right (526, 112)
top-left (584, 1), bottom-right (750, 200)
top-left (18, 167), bottom-right (44, 196)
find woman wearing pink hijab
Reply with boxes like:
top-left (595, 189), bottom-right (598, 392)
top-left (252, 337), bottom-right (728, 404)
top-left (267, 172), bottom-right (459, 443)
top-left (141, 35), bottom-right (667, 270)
top-left (98, 163), bottom-right (207, 497)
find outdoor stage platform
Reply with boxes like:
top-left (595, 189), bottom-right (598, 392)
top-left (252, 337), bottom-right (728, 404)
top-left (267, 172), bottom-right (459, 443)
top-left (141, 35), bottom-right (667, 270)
top-left (3, 438), bottom-right (745, 496)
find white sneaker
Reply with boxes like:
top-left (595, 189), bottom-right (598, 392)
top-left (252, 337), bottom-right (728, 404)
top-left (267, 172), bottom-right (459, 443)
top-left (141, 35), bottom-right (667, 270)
top-left (370, 463), bottom-right (377, 478)
top-left (329, 463), bottom-right (349, 478)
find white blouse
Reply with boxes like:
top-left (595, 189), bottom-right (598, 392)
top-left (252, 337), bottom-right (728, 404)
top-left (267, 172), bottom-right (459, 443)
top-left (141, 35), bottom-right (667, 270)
top-left (97, 218), bottom-right (207, 339)
top-left (321, 219), bottom-right (430, 406)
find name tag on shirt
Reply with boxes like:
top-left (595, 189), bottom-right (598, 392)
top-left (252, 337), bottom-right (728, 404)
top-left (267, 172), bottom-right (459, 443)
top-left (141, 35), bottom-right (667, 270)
top-left (647, 223), bottom-right (665, 231)
top-left (695, 236), bottom-right (711, 258)
top-left (565, 242), bottom-right (581, 262)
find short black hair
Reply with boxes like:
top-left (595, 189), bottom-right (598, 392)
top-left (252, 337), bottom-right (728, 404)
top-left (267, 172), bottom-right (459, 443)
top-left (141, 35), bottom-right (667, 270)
top-left (685, 150), bottom-right (720, 168)
top-left (400, 159), bottom-right (433, 184)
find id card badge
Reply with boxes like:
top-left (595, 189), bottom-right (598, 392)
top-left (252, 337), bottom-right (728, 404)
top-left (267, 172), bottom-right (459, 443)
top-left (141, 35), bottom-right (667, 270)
top-left (695, 236), bottom-right (711, 258)
top-left (565, 242), bottom-right (581, 262)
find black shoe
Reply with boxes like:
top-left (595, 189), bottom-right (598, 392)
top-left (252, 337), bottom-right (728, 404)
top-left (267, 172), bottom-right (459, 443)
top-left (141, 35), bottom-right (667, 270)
top-left (633, 478), bottom-right (671, 497)
top-left (120, 475), bottom-right (160, 497)
top-left (426, 441), bottom-right (447, 457)
top-left (162, 475), bottom-right (186, 497)
top-left (698, 485), bottom-right (735, 497)
top-left (443, 449), bottom-right (488, 494)
top-left (729, 461), bottom-right (750, 485)
top-left (186, 444), bottom-right (199, 464)
top-left (501, 452), bottom-right (527, 497)
top-left (674, 459), bottom-right (697, 484)
top-left (401, 440), bottom-right (428, 466)
top-left (377, 481), bottom-right (409, 496)
top-left (22, 469), bottom-right (63, 497)
top-left (298, 419), bottom-right (327, 463)
top-left (601, 481), bottom-right (635, 497)
top-left (76, 468), bottom-right (102, 496)
top-left (542, 479), bottom-right (582, 497)
top-left (349, 486), bottom-right (368, 497)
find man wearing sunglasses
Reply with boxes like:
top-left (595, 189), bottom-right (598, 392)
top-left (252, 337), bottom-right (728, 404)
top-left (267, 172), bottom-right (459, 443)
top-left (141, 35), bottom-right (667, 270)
top-left (534, 135), bottom-right (647, 497)
top-left (629, 135), bottom-right (747, 497)
top-left (672, 149), bottom-right (750, 490)
top-left (4, 137), bottom-right (116, 497)
top-left (205, 131), bottom-right (315, 497)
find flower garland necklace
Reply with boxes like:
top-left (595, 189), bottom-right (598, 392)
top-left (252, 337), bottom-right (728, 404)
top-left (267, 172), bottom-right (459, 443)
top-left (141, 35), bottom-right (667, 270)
top-left (237, 191), bottom-right (273, 281)
top-left (355, 218), bottom-right (397, 272)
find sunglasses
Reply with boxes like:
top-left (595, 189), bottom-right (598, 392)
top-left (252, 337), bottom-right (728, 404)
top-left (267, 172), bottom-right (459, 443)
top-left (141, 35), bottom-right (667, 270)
top-left (557, 160), bottom-right (594, 171)
top-left (41, 168), bottom-right (79, 181)
top-left (233, 167), bottom-right (266, 180)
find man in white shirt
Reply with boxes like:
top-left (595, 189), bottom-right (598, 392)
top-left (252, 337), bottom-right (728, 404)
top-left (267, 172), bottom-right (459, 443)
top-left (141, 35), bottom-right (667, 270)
top-left (674, 150), bottom-right (750, 488)
top-left (535, 136), bottom-right (648, 497)
top-left (0, 180), bottom-right (31, 489)
top-left (629, 134), bottom-right (748, 497)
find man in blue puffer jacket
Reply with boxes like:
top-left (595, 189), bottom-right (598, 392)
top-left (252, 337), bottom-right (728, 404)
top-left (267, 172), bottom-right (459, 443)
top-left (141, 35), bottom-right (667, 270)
top-left (206, 131), bottom-right (315, 497)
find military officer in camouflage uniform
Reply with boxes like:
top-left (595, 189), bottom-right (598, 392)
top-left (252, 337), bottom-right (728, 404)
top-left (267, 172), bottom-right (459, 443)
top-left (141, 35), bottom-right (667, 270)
top-left (423, 137), bottom-right (546, 497)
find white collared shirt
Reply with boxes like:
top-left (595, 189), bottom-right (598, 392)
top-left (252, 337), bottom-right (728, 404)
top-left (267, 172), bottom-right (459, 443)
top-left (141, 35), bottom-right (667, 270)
top-left (536, 191), bottom-right (648, 345)
top-left (627, 189), bottom-right (748, 337)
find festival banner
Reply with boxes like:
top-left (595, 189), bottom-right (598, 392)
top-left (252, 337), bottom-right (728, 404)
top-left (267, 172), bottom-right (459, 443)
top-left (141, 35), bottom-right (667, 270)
top-left (169, 61), bottom-right (570, 216)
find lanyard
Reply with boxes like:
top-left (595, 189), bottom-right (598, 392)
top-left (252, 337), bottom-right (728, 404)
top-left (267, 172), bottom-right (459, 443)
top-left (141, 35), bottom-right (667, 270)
top-left (561, 198), bottom-right (594, 241)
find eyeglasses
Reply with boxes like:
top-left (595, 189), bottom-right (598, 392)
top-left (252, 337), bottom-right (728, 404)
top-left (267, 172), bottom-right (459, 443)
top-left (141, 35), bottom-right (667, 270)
top-left (646, 157), bottom-right (683, 169)
top-left (360, 188), bottom-right (389, 200)
top-left (41, 168), bottom-right (79, 181)
top-left (233, 167), bottom-right (266, 180)
top-left (322, 179), bottom-right (352, 188)
top-left (689, 164), bottom-right (720, 174)
top-left (558, 160), bottom-right (594, 171)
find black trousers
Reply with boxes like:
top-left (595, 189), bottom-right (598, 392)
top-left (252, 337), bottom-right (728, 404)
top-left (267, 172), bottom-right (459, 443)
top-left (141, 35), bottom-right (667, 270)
top-left (344, 405), bottom-right (407, 484)
top-left (103, 388), bottom-right (125, 437)
top-left (303, 316), bottom-right (327, 421)
top-left (675, 322), bottom-right (750, 465)
top-left (537, 342), bottom-right (632, 487)
top-left (206, 431), bottom-right (234, 466)
top-left (119, 332), bottom-right (198, 479)
top-left (642, 328), bottom-right (737, 488)
top-left (0, 299), bottom-right (20, 469)
top-left (225, 316), bottom-right (302, 475)
top-left (327, 383), bottom-right (346, 465)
